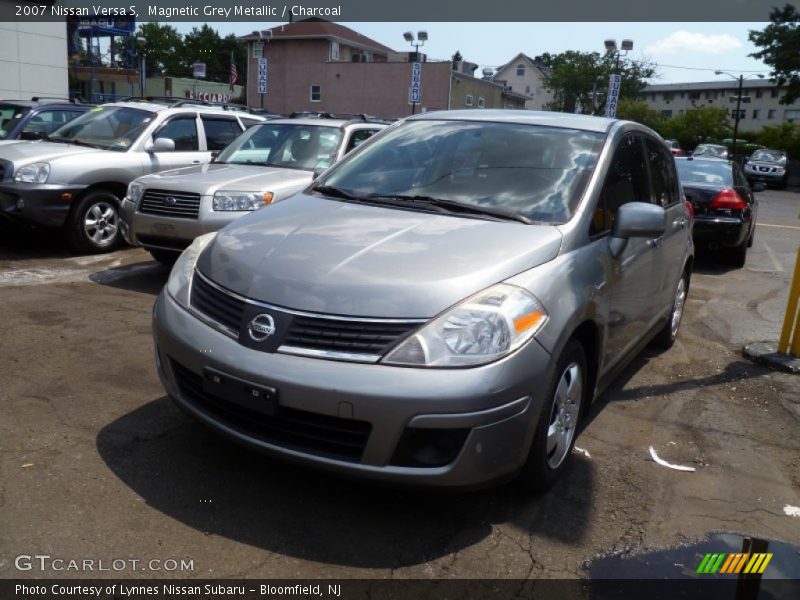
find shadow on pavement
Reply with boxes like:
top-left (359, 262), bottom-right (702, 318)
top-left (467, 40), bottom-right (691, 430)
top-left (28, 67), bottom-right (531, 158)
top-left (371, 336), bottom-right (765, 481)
top-left (89, 260), bottom-right (170, 295)
top-left (97, 396), bottom-right (596, 569)
top-left (691, 247), bottom-right (741, 276)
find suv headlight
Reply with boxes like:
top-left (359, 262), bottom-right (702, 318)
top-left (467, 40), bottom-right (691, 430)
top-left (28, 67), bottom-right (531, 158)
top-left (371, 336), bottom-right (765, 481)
top-left (213, 191), bottom-right (273, 211)
top-left (14, 162), bottom-right (50, 183)
top-left (382, 284), bottom-right (547, 368)
top-left (165, 233), bottom-right (217, 309)
top-left (127, 181), bottom-right (145, 205)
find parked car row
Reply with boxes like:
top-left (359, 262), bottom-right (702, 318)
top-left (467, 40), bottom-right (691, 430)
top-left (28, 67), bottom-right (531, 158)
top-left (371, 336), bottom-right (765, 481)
top-left (5, 105), bottom-right (774, 491)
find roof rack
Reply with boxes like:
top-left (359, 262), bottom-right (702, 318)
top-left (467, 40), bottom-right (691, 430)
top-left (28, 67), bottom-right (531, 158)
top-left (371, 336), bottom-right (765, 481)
top-left (288, 111), bottom-right (395, 124)
top-left (116, 96), bottom-right (257, 113)
top-left (30, 96), bottom-right (85, 104)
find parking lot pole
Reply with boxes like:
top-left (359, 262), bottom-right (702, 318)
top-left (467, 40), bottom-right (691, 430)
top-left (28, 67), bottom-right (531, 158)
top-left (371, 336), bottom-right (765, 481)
top-left (778, 247), bottom-right (800, 355)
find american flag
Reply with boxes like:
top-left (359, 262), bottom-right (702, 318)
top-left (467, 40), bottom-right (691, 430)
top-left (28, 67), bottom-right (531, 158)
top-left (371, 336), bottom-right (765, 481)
top-left (230, 51), bottom-right (237, 91)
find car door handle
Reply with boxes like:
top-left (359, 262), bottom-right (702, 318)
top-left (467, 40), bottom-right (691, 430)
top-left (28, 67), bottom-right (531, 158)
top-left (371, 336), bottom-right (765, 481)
top-left (647, 237), bottom-right (662, 248)
top-left (672, 218), bottom-right (687, 228)
top-left (192, 160), bottom-right (201, 164)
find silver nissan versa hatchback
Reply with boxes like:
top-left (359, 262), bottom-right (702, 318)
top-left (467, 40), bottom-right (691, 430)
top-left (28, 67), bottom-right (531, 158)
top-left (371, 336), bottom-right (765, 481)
top-left (153, 110), bottom-right (694, 491)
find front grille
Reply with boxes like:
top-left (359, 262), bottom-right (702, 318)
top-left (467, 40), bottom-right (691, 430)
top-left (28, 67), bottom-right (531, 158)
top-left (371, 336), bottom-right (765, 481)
top-left (284, 316), bottom-right (418, 355)
top-left (757, 166), bottom-right (777, 173)
top-left (139, 189), bottom-right (201, 219)
top-left (170, 359), bottom-right (372, 462)
top-left (190, 273), bottom-right (245, 334)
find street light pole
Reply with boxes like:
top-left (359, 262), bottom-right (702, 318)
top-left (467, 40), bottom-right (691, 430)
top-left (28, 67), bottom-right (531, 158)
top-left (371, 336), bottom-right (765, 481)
top-left (715, 71), bottom-right (764, 162)
top-left (403, 31), bottom-right (427, 115)
top-left (602, 38), bottom-right (633, 118)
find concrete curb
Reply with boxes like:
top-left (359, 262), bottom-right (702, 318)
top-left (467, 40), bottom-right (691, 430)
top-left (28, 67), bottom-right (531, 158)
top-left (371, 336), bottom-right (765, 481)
top-left (743, 341), bottom-right (800, 374)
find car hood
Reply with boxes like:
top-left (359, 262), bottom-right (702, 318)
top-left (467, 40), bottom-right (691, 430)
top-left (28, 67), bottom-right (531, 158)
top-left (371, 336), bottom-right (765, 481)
top-left (139, 162), bottom-right (312, 194)
top-left (0, 140), bottom-right (102, 164)
top-left (747, 160), bottom-right (785, 167)
top-left (196, 193), bottom-right (563, 318)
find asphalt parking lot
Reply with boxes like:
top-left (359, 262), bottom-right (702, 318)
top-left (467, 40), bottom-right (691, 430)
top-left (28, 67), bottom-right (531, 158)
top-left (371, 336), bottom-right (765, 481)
top-left (1, 190), bottom-right (799, 580)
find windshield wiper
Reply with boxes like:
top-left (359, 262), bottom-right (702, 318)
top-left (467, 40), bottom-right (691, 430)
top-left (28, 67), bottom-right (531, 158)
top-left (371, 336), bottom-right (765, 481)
top-left (312, 185), bottom-right (360, 201)
top-left (364, 194), bottom-right (534, 224)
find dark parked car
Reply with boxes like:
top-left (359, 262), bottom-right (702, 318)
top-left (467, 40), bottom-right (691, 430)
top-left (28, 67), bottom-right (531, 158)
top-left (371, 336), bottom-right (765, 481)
top-left (0, 98), bottom-right (91, 142)
top-left (676, 156), bottom-right (763, 267)
top-left (691, 144), bottom-right (729, 160)
top-left (743, 148), bottom-right (788, 189)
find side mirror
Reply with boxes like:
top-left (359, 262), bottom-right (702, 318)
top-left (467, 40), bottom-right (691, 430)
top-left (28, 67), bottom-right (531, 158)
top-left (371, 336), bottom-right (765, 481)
top-left (608, 202), bottom-right (667, 258)
top-left (752, 182), bottom-right (767, 192)
top-left (145, 137), bottom-right (176, 153)
top-left (19, 130), bottom-right (45, 141)
top-left (312, 167), bottom-right (327, 180)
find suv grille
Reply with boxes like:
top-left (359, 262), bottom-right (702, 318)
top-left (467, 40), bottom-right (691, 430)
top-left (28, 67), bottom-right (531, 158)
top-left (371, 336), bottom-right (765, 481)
top-left (139, 189), bottom-right (201, 219)
top-left (190, 272), bottom-right (422, 359)
top-left (170, 359), bottom-right (372, 462)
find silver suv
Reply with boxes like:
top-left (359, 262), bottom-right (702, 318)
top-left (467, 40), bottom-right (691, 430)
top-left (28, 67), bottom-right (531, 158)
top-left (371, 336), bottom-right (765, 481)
top-left (0, 99), bottom-right (264, 252)
top-left (153, 110), bottom-right (693, 491)
top-left (120, 116), bottom-right (387, 264)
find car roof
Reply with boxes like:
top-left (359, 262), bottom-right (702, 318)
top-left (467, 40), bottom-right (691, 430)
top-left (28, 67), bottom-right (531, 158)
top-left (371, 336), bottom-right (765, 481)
top-left (98, 101), bottom-right (256, 117)
top-left (257, 118), bottom-right (384, 128)
top-left (0, 99), bottom-right (91, 109)
top-left (409, 109), bottom-right (618, 133)
top-left (676, 156), bottom-right (732, 165)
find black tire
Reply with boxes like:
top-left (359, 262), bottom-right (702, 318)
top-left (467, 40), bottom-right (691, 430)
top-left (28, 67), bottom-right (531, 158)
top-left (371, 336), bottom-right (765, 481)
top-left (148, 248), bottom-right (180, 266)
top-left (729, 240), bottom-right (748, 268)
top-left (653, 271), bottom-right (689, 350)
top-left (64, 189), bottom-right (122, 253)
top-left (517, 340), bottom-right (587, 492)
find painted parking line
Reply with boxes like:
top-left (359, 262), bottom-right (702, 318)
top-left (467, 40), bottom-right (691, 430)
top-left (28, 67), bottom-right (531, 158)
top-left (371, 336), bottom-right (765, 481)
top-left (762, 241), bottom-right (785, 272)
top-left (759, 223), bottom-right (800, 231)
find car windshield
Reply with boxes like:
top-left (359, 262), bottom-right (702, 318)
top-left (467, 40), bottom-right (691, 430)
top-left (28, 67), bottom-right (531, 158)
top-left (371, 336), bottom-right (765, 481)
top-left (317, 120), bottom-right (605, 224)
top-left (47, 106), bottom-right (155, 151)
top-left (676, 159), bottom-right (733, 186)
top-left (751, 149), bottom-right (786, 164)
top-left (0, 104), bottom-right (31, 139)
top-left (694, 145), bottom-right (727, 157)
top-left (216, 123), bottom-right (343, 170)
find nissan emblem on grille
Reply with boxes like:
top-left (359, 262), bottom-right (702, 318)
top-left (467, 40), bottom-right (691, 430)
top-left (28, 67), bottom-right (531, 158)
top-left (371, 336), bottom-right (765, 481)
top-left (165, 196), bottom-right (177, 205)
top-left (249, 314), bottom-right (276, 342)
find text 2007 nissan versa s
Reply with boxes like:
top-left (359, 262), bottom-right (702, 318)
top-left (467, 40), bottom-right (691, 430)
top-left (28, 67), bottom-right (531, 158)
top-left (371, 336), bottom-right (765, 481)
top-left (153, 111), bottom-right (694, 490)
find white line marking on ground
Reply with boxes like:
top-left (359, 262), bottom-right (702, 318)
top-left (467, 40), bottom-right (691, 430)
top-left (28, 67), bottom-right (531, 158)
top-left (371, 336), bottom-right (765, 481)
top-left (759, 222), bottom-right (800, 231)
top-left (762, 241), bottom-right (784, 272)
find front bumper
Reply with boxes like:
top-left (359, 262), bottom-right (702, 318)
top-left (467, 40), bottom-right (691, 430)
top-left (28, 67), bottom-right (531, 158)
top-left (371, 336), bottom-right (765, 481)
top-left (692, 215), bottom-right (749, 248)
top-left (152, 290), bottom-right (554, 487)
top-left (743, 167), bottom-right (786, 185)
top-left (0, 181), bottom-right (87, 228)
top-left (120, 196), bottom-right (243, 252)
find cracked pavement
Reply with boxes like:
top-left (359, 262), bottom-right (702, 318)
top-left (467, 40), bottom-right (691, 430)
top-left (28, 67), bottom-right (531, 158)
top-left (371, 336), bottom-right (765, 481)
top-left (1, 190), bottom-right (799, 579)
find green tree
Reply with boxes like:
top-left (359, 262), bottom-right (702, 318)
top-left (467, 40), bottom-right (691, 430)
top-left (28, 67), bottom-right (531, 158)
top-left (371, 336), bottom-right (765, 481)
top-left (615, 99), bottom-right (664, 131)
top-left (749, 4), bottom-right (800, 104)
top-left (136, 22), bottom-right (184, 76)
top-left (182, 24), bottom-right (229, 82)
top-left (753, 122), bottom-right (800, 156)
top-left (538, 50), bottom-right (656, 114)
top-left (659, 107), bottom-right (731, 150)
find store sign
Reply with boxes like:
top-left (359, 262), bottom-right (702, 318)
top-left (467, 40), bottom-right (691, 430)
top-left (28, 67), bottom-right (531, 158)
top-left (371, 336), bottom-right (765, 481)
top-left (193, 62), bottom-right (207, 79)
top-left (185, 90), bottom-right (231, 103)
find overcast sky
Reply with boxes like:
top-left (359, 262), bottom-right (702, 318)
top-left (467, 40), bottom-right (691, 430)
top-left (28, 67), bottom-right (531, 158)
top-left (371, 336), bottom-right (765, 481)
top-left (173, 21), bottom-right (771, 84)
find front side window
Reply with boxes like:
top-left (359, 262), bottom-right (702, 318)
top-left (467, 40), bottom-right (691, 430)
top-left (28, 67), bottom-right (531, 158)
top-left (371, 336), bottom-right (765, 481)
top-left (645, 138), bottom-right (679, 207)
top-left (216, 123), bottom-right (343, 170)
top-left (49, 106), bottom-right (155, 151)
top-left (320, 120), bottom-right (606, 224)
top-left (591, 135), bottom-right (649, 235)
top-left (154, 115), bottom-right (199, 151)
top-left (22, 110), bottom-right (74, 136)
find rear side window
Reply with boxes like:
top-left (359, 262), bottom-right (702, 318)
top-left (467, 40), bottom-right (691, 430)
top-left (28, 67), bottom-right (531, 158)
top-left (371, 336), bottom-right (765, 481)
top-left (345, 129), bottom-right (379, 153)
top-left (23, 110), bottom-right (76, 135)
top-left (592, 135), bottom-right (649, 235)
top-left (645, 137), bottom-right (679, 207)
top-left (155, 115), bottom-right (199, 151)
top-left (202, 116), bottom-right (242, 151)
top-left (240, 117), bottom-right (262, 129)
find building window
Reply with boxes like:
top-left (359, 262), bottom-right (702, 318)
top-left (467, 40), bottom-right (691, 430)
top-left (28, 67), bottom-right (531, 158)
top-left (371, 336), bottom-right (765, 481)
top-left (663, 92), bottom-right (674, 100)
top-left (752, 109), bottom-right (760, 119)
top-left (705, 91), bottom-right (712, 99)
top-left (688, 91), bottom-right (701, 100)
top-left (465, 94), bottom-right (473, 107)
top-left (732, 109), bottom-right (746, 119)
top-left (525, 85), bottom-right (531, 94)
top-left (678, 109), bottom-right (685, 115)
top-left (477, 97), bottom-right (485, 108)
top-left (755, 89), bottom-right (763, 98)
top-left (310, 85), bottom-right (322, 102)
top-left (768, 109), bottom-right (776, 119)
top-left (535, 85), bottom-right (542, 95)
top-left (772, 88), bottom-right (780, 98)
top-left (516, 64), bottom-right (525, 76)
top-left (679, 92), bottom-right (685, 99)
top-left (785, 109), bottom-right (800, 121)
top-left (252, 42), bottom-right (264, 58)
top-left (330, 42), bottom-right (340, 61)
top-left (661, 109), bottom-right (673, 118)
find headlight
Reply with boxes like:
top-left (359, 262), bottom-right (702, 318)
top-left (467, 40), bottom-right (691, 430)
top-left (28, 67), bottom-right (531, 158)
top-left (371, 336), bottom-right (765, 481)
top-left (382, 284), bottom-right (547, 367)
top-left (775, 167), bottom-right (785, 173)
top-left (127, 181), bottom-right (145, 205)
top-left (212, 191), bottom-right (273, 211)
top-left (14, 162), bottom-right (50, 183)
top-left (165, 232), bottom-right (217, 309)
